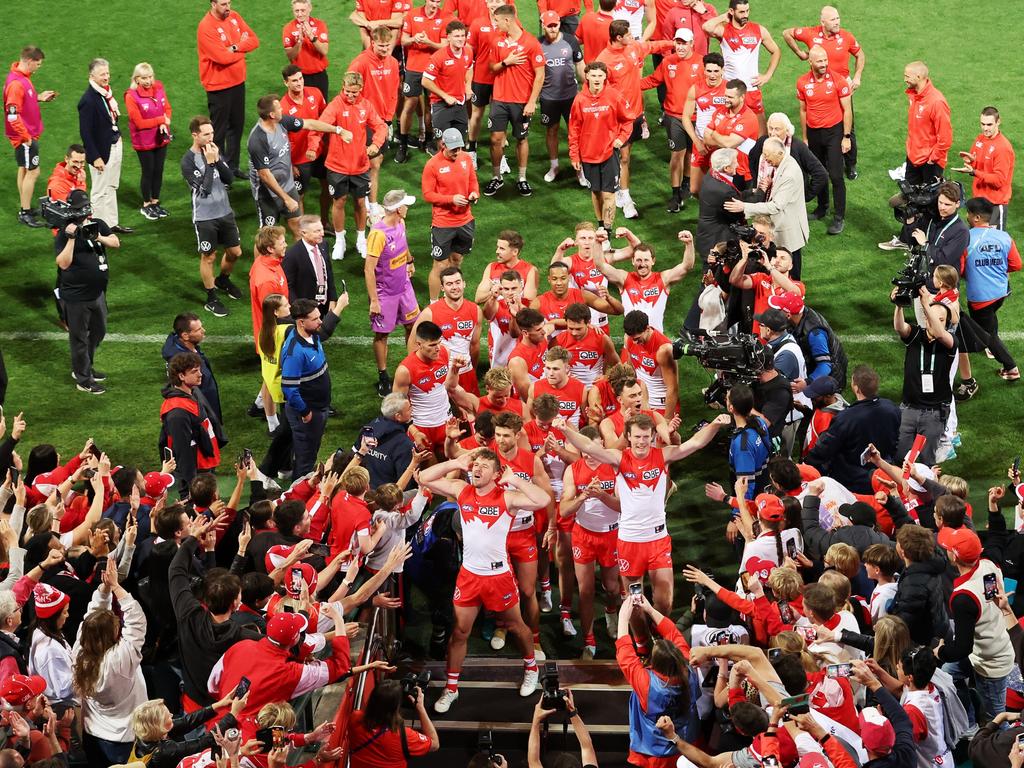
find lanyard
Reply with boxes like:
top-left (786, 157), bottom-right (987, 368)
top-left (919, 336), bottom-right (934, 375)
top-left (927, 216), bottom-right (958, 246)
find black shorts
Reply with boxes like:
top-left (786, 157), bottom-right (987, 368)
top-left (14, 140), bottom-right (39, 170)
top-left (582, 151), bottom-right (620, 194)
top-left (294, 157), bottom-right (327, 195)
top-left (540, 98), bottom-right (573, 128)
top-left (326, 170), bottom-right (370, 199)
top-left (402, 71), bottom-right (424, 98)
top-left (194, 213), bottom-right (241, 254)
top-left (431, 221), bottom-right (475, 261)
top-left (489, 101), bottom-right (531, 141)
top-left (431, 103), bottom-right (469, 137)
top-left (626, 115), bottom-right (644, 145)
top-left (471, 82), bottom-right (493, 107)
top-left (255, 187), bottom-right (301, 226)
top-left (559, 13), bottom-right (580, 37)
top-left (664, 116), bottom-right (691, 153)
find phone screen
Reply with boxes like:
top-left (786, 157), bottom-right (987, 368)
top-left (786, 539), bottom-right (797, 559)
top-left (628, 583), bottom-right (643, 595)
top-left (290, 567), bottom-right (304, 593)
top-left (984, 573), bottom-right (998, 601)
top-left (234, 676), bottom-right (251, 698)
top-left (163, 446), bottom-right (174, 462)
top-left (826, 663), bottom-right (852, 678)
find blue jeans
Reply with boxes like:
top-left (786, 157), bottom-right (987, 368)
top-left (285, 405), bottom-right (328, 478)
top-left (84, 732), bottom-right (132, 764)
top-left (975, 671), bottom-right (1009, 723)
top-left (943, 659), bottom-right (1009, 724)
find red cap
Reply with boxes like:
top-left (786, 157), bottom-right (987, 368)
top-left (266, 612), bottom-right (308, 648)
top-left (540, 10), bottom-right (560, 25)
top-left (859, 707), bottom-right (896, 755)
top-left (754, 493), bottom-right (785, 522)
top-left (767, 291), bottom-right (805, 315)
top-left (33, 583), bottom-right (70, 619)
top-left (0, 674), bottom-right (46, 707)
top-left (937, 526), bottom-right (982, 564)
top-left (744, 556), bottom-right (776, 584)
top-left (144, 471), bottom-right (175, 499)
top-left (798, 753), bottom-right (829, 768)
top-left (1014, 483), bottom-right (1024, 503)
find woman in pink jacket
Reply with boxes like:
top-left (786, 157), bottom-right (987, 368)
top-left (124, 62), bottom-right (172, 221)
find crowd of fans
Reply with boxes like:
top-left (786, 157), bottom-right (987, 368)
top-left (1, 0), bottom-right (1022, 766)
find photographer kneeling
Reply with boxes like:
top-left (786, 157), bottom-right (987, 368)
top-left (347, 679), bottom-right (438, 767)
top-left (51, 189), bottom-right (120, 395)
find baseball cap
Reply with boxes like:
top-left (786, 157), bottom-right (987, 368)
top-left (283, 562), bottom-right (318, 598)
top-left (673, 27), bottom-right (695, 41)
top-left (541, 10), bottom-right (560, 25)
top-left (798, 753), bottom-right (830, 768)
top-left (266, 612), bottom-right (308, 648)
top-left (803, 376), bottom-right (839, 399)
top-left (839, 501), bottom-right (876, 528)
top-left (0, 674), bottom-right (46, 707)
top-left (33, 583), bottom-right (70, 619)
top-left (859, 707), bottom-right (896, 755)
top-left (67, 189), bottom-right (90, 210)
top-left (767, 291), bottom-right (805, 315)
top-left (754, 493), bottom-right (785, 522)
top-left (743, 556), bottom-right (776, 584)
top-left (265, 543), bottom-right (301, 574)
top-left (937, 526), bottom-right (982, 564)
top-left (382, 189), bottom-right (415, 212)
top-left (754, 308), bottom-right (790, 332)
top-left (906, 463), bottom-right (935, 493)
top-left (144, 471), bottom-right (175, 499)
top-left (440, 127), bottom-right (465, 149)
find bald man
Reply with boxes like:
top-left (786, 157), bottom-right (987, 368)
top-left (796, 45), bottom-right (852, 235)
top-left (901, 61), bottom-right (951, 185)
top-left (783, 5), bottom-right (864, 179)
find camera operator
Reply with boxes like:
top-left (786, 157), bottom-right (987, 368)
top-left (347, 679), bottom-right (439, 767)
top-left (54, 189), bottom-right (120, 395)
top-left (766, 291), bottom-right (848, 392)
top-left (893, 284), bottom-right (956, 466)
top-left (908, 181), bottom-right (969, 283)
top-left (528, 690), bottom-right (598, 768)
top-left (751, 354), bottom-right (793, 444)
top-left (728, 240), bottom-right (802, 336)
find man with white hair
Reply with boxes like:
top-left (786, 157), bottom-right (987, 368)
top-left (796, 45), bottom-right (852, 235)
top-left (696, 147), bottom-right (745, 258)
top-left (725, 137), bottom-right (808, 261)
top-left (78, 58), bottom-right (129, 232)
top-left (783, 5), bottom-right (864, 179)
top-left (749, 112), bottom-right (827, 215)
top-left (356, 391), bottom-right (416, 487)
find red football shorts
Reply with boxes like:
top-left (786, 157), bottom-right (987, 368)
top-left (506, 527), bottom-right (539, 563)
top-left (412, 423), bottom-right (447, 453)
top-left (572, 524), bottom-right (619, 568)
top-left (690, 144), bottom-right (711, 170)
top-left (744, 89), bottom-right (764, 115)
top-left (616, 535), bottom-right (673, 578)
top-left (458, 367), bottom-right (478, 394)
top-left (453, 567), bottom-right (520, 611)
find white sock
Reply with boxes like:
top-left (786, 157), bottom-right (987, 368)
top-left (254, 392), bottom-right (264, 409)
top-left (549, 159), bottom-right (558, 170)
top-left (519, 169), bottom-right (527, 181)
top-left (621, 187), bottom-right (631, 200)
top-left (267, 413), bottom-right (280, 432)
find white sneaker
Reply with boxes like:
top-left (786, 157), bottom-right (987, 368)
top-left (623, 196), bottom-right (639, 220)
top-left (499, 155), bottom-right (511, 175)
top-left (520, 667), bottom-right (539, 697)
top-left (605, 611), bottom-right (618, 639)
top-left (877, 235), bottom-right (909, 251)
top-left (539, 589), bottom-right (553, 613)
top-left (544, 166), bottom-right (558, 183)
top-left (581, 645), bottom-right (596, 660)
top-left (562, 617), bottom-right (577, 637)
top-left (331, 233), bottom-right (346, 261)
top-left (469, 150), bottom-right (478, 170)
top-left (490, 627), bottom-right (507, 650)
top-left (356, 232), bottom-right (367, 258)
top-left (434, 689), bottom-right (459, 713)
top-left (615, 189), bottom-right (625, 209)
top-left (578, 169), bottom-right (590, 188)
top-left (534, 644), bottom-right (546, 662)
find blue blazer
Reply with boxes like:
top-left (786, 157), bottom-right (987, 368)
top-left (77, 87), bottom-right (121, 164)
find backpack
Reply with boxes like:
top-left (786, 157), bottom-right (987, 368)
top-left (405, 501), bottom-right (461, 584)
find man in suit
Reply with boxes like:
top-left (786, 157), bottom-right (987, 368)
top-left (696, 147), bottom-right (745, 260)
top-left (282, 214), bottom-right (337, 318)
top-left (78, 58), bottom-right (131, 233)
top-left (725, 138), bottom-right (809, 274)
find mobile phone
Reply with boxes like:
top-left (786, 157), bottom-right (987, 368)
top-left (340, 279), bottom-right (347, 294)
top-left (628, 583), bottom-right (643, 596)
top-left (332, 448), bottom-right (348, 471)
top-left (767, 648), bottom-right (782, 662)
top-left (290, 567), bottom-right (304, 592)
top-left (984, 572), bottom-right (998, 601)
top-left (798, 626), bottom-right (817, 645)
top-left (92, 556), bottom-right (108, 580)
top-left (8, 468), bottom-right (18, 487)
top-left (233, 676), bottom-right (251, 699)
top-left (307, 542), bottom-right (331, 558)
top-left (240, 448), bottom-right (253, 468)
top-left (255, 726), bottom-right (286, 752)
top-left (163, 446), bottom-right (174, 462)
top-left (826, 662), bottom-right (852, 679)
top-left (778, 600), bottom-right (794, 624)
top-left (786, 539), bottom-right (797, 559)
top-left (1014, 455), bottom-right (1021, 476)
top-left (1016, 731), bottom-right (1024, 751)
top-left (763, 585), bottom-right (776, 602)
top-left (89, 443), bottom-right (102, 459)
top-left (779, 693), bottom-right (810, 715)
top-left (210, 740), bottom-right (222, 760)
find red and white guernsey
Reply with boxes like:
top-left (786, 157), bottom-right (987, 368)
top-left (533, 376), bottom-right (586, 428)
top-left (525, 420), bottom-right (568, 500)
top-left (430, 298), bottom-right (477, 376)
top-left (498, 447), bottom-right (539, 532)
top-left (488, 297), bottom-right (518, 367)
top-left (508, 338), bottom-right (548, 386)
top-left (612, 0), bottom-right (646, 43)
top-left (401, 346), bottom-right (452, 428)
top-left (616, 447), bottom-right (669, 542)
top-left (606, 408), bottom-right (659, 441)
top-left (537, 287), bottom-right (587, 330)
top-left (621, 271), bottom-right (669, 333)
top-left (571, 459), bottom-right (620, 533)
top-left (720, 22), bottom-right (764, 90)
top-left (458, 484), bottom-right (515, 575)
top-left (624, 328), bottom-right (671, 410)
top-left (693, 79), bottom-right (729, 138)
top-left (478, 394), bottom-right (524, 417)
top-left (554, 327), bottom-right (607, 387)
top-left (567, 252), bottom-right (609, 330)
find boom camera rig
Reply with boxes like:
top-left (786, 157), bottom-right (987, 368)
top-left (672, 331), bottom-right (772, 406)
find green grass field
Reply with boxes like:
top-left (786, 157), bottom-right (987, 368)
top-left (3, 0), bottom-right (1022, 617)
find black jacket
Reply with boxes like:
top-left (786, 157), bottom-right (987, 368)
top-left (696, 174), bottom-right (745, 259)
top-left (77, 87), bottom-right (121, 164)
top-left (161, 335), bottom-right (223, 426)
top-left (0, 632), bottom-right (28, 674)
top-left (805, 396), bottom-right (901, 494)
top-left (354, 416), bottom-right (415, 489)
top-left (171, 537), bottom-right (262, 706)
top-left (282, 239), bottom-right (337, 315)
top-left (133, 708), bottom-right (238, 768)
top-left (159, 385), bottom-right (223, 496)
top-left (888, 555), bottom-right (951, 645)
top-left (922, 212), bottom-right (970, 280)
top-left (748, 136), bottom-right (828, 202)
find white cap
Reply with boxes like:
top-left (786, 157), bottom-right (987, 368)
top-left (382, 189), bottom-right (416, 211)
top-left (674, 27), bottom-right (695, 41)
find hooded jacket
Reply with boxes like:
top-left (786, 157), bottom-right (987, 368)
top-left (161, 334), bottom-right (223, 425)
